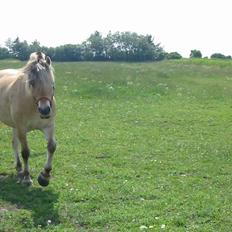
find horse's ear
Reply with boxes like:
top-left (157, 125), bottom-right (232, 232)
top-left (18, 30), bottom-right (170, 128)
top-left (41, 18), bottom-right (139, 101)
top-left (46, 56), bottom-right (52, 66)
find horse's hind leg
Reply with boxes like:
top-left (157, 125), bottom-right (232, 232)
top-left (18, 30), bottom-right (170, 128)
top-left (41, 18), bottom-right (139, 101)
top-left (12, 129), bottom-right (23, 182)
top-left (38, 124), bottom-right (56, 187)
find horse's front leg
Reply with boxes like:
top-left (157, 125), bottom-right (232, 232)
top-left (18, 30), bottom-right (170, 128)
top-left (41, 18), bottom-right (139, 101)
top-left (16, 128), bottom-right (33, 185)
top-left (38, 124), bottom-right (56, 187)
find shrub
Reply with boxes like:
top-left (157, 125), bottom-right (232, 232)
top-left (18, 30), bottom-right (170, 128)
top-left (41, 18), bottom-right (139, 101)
top-left (166, 52), bottom-right (182, 60)
top-left (211, 53), bottom-right (231, 59)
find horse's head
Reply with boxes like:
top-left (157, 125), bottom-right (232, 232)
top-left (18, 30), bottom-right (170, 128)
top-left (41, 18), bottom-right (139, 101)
top-left (24, 52), bottom-right (55, 119)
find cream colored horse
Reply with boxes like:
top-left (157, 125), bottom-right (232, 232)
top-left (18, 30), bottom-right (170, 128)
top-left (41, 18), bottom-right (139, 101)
top-left (0, 52), bottom-right (56, 186)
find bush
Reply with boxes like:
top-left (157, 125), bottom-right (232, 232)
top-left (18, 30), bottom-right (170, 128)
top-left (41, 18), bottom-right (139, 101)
top-left (166, 52), bottom-right (182, 60)
top-left (211, 53), bottom-right (231, 59)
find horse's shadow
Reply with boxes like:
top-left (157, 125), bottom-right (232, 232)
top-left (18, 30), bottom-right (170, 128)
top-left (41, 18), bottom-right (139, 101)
top-left (0, 174), bottom-right (60, 227)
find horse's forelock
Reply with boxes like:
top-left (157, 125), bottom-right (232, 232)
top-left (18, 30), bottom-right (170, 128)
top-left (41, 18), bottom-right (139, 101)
top-left (36, 52), bottom-right (44, 60)
top-left (23, 61), bottom-right (54, 87)
top-left (29, 52), bottom-right (51, 71)
top-left (22, 52), bottom-right (54, 88)
top-left (29, 52), bottom-right (46, 62)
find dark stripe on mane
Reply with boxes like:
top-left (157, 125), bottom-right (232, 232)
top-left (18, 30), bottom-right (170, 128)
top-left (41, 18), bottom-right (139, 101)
top-left (36, 52), bottom-right (44, 61)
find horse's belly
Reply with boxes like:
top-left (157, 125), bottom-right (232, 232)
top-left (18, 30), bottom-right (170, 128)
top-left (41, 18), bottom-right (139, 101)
top-left (0, 100), bottom-right (15, 127)
top-left (0, 111), bottom-right (15, 127)
top-left (0, 118), bottom-right (15, 127)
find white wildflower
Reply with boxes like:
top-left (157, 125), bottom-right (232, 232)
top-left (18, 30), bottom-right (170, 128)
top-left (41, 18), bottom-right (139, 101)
top-left (140, 225), bottom-right (148, 230)
top-left (47, 220), bottom-right (52, 225)
top-left (161, 224), bottom-right (166, 229)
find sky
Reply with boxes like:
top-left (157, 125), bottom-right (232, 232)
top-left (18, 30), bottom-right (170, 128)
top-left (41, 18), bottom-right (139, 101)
top-left (0, 0), bottom-right (232, 57)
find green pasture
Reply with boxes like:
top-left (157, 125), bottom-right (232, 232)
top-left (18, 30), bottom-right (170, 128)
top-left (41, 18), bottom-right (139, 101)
top-left (0, 59), bottom-right (232, 231)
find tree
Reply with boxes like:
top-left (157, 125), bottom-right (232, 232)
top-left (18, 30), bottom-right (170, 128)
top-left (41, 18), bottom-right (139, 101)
top-left (53, 44), bottom-right (82, 61)
top-left (0, 47), bottom-right (10, 59)
top-left (29, 40), bottom-right (41, 54)
top-left (104, 31), bottom-right (165, 61)
top-left (5, 37), bottom-right (30, 60)
top-left (190, 50), bottom-right (202, 58)
top-left (43, 47), bottom-right (56, 60)
top-left (104, 31), bottom-right (123, 61)
top-left (84, 31), bottom-right (106, 61)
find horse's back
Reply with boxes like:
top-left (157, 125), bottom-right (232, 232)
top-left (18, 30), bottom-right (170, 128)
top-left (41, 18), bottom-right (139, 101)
top-left (0, 69), bottom-right (21, 127)
top-left (0, 69), bottom-right (19, 88)
top-left (0, 69), bottom-right (19, 79)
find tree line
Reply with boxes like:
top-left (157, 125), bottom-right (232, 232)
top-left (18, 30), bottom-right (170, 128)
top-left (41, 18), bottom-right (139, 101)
top-left (0, 31), bottom-right (230, 61)
top-left (0, 31), bottom-right (167, 62)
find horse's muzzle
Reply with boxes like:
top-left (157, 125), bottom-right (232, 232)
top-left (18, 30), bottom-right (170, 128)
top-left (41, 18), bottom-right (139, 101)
top-left (37, 98), bottom-right (52, 119)
top-left (38, 105), bottom-right (50, 116)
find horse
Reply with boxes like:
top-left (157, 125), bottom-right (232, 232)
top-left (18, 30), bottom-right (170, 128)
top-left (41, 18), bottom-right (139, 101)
top-left (0, 52), bottom-right (56, 186)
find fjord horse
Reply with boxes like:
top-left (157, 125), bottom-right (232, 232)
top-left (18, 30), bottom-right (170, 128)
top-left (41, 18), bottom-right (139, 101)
top-left (0, 52), bottom-right (56, 186)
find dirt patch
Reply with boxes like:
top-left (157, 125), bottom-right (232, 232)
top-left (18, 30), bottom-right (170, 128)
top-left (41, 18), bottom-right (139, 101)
top-left (0, 205), bottom-right (20, 213)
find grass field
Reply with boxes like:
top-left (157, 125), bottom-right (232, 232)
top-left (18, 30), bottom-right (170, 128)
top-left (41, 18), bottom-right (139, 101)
top-left (1, 59), bottom-right (232, 231)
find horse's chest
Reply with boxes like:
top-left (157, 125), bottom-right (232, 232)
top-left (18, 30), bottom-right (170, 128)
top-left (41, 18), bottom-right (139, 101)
top-left (26, 117), bottom-right (51, 131)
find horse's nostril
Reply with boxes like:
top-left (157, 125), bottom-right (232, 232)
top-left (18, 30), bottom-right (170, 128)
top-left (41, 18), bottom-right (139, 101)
top-left (38, 106), bottom-right (50, 115)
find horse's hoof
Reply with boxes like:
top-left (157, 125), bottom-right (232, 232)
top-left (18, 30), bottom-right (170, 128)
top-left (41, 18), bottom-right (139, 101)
top-left (22, 177), bottom-right (33, 186)
top-left (17, 171), bottom-right (24, 184)
top-left (38, 172), bottom-right (49, 187)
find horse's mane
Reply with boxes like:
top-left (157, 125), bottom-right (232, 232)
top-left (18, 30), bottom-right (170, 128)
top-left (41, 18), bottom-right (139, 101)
top-left (22, 52), bottom-right (54, 85)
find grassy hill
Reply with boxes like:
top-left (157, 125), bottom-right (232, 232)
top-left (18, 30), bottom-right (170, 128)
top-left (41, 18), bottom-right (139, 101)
top-left (1, 59), bottom-right (232, 231)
